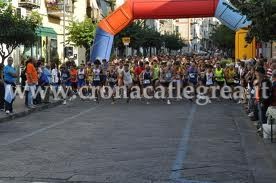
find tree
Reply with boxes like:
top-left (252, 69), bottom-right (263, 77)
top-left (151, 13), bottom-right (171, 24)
top-left (0, 1), bottom-right (41, 63)
top-left (114, 20), bottom-right (186, 56)
top-left (105, 0), bottom-right (116, 12)
top-left (114, 20), bottom-right (149, 56)
top-left (163, 33), bottom-right (186, 53)
top-left (229, 0), bottom-right (276, 42)
top-left (210, 24), bottom-right (235, 52)
top-left (67, 18), bottom-right (96, 61)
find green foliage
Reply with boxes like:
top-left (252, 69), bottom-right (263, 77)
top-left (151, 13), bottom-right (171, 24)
top-left (0, 1), bottom-right (41, 63)
top-left (163, 33), bottom-right (186, 52)
top-left (210, 24), bottom-right (235, 51)
top-left (230, 0), bottom-right (276, 42)
top-left (114, 20), bottom-right (186, 56)
top-left (104, 0), bottom-right (116, 12)
top-left (67, 18), bottom-right (96, 50)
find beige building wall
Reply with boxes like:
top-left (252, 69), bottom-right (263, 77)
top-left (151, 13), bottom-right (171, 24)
top-left (175, 19), bottom-right (190, 41)
top-left (72, 0), bottom-right (87, 64)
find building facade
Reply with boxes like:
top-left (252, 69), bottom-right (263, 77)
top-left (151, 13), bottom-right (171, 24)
top-left (190, 18), bottom-right (219, 53)
top-left (5, 0), bottom-right (111, 66)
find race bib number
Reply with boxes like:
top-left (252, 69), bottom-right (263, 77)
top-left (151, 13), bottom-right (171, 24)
top-left (109, 78), bottom-right (115, 83)
top-left (78, 75), bottom-right (84, 80)
top-left (62, 73), bottom-right (68, 78)
top-left (251, 89), bottom-right (255, 95)
top-left (144, 79), bottom-right (150, 84)
top-left (94, 75), bottom-right (100, 81)
top-left (189, 73), bottom-right (196, 79)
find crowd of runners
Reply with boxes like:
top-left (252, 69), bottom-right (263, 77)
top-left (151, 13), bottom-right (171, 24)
top-left (1, 54), bottom-right (276, 133)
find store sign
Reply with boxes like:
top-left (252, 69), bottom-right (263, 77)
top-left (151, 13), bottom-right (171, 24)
top-left (122, 37), bottom-right (130, 46)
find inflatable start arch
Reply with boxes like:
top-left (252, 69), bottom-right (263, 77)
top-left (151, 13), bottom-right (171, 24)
top-left (90, 0), bottom-right (251, 61)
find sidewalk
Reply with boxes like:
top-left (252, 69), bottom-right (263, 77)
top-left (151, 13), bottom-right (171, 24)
top-left (0, 97), bottom-right (62, 123)
top-left (238, 104), bottom-right (276, 171)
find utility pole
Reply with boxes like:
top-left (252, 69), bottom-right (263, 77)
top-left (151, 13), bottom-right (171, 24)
top-left (63, 0), bottom-right (66, 62)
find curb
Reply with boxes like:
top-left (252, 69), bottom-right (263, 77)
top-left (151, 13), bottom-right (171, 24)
top-left (0, 100), bottom-right (63, 123)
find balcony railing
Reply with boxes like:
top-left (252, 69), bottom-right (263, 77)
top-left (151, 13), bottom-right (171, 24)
top-left (46, 0), bottom-right (73, 18)
top-left (18, 0), bottom-right (40, 9)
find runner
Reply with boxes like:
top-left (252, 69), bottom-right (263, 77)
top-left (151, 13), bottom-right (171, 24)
top-left (187, 62), bottom-right (198, 86)
top-left (85, 63), bottom-right (93, 97)
top-left (205, 65), bottom-right (214, 103)
top-left (93, 59), bottom-right (102, 102)
top-left (101, 59), bottom-right (108, 87)
top-left (141, 65), bottom-right (152, 104)
top-left (134, 61), bottom-right (144, 90)
top-left (224, 64), bottom-right (236, 100)
top-left (69, 64), bottom-right (78, 97)
top-left (152, 59), bottom-right (160, 90)
top-left (78, 64), bottom-right (86, 89)
top-left (214, 63), bottom-right (225, 100)
top-left (121, 63), bottom-right (133, 103)
top-left (116, 60), bottom-right (124, 87)
top-left (107, 64), bottom-right (117, 104)
top-left (160, 62), bottom-right (174, 104)
top-left (187, 62), bottom-right (198, 101)
top-left (60, 65), bottom-right (71, 104)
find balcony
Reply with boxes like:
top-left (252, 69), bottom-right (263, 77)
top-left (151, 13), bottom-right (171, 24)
top-left (46, 0), bottom-right (73, 18)
top-left (18, 0), bottom-right (40, 9)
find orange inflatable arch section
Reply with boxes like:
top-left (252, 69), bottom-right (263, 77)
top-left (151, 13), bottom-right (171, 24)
top-left (90, 0), bottom-right (251, 61)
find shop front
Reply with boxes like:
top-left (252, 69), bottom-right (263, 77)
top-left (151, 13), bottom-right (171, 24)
top-left (22, 26), bottom-right (58, 63)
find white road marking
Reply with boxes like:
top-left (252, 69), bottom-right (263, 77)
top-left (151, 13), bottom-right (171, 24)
top-left (0, 104), bottom-right (104, 147)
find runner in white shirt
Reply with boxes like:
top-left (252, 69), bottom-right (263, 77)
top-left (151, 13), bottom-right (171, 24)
top-left (205, 66), bottom-right (214, 103)
top-left (121, 63), bottom-right (133, 103)
top-left (51, 64), bottom-right (59, 92)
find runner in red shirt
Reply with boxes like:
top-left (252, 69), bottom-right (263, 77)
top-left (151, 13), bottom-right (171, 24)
top-left (134, 61), bottom-right (144, 88)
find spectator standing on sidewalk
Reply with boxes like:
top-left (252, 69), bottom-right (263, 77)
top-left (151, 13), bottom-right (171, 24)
top-left (255, 66), bottom-right (272, 133)
top-left (270, 70), bottom-right (276, 107)
top-left (21, 60), bottom-right (28, 106)
top-left (40, 64), bottom-right (51, 103)
top-left (34, 61), bottom-right (43, 105)
top-left (26, 58), bottom-right (38, 108)
top-left (3, 57), bottom-right (17, 114)
top-left (266, 58), bottom-right (276, 78)
top-left (0, 64), bottom-right (5, 111)
top-left (51, 63), bottom-right (59, 92)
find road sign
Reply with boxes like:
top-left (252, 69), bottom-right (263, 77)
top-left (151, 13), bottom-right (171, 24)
top-left (122, 37), bottom-right (130, 46)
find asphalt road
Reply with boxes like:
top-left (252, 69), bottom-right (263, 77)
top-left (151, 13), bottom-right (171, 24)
top-left (0, 99), bottom-right (275, 183)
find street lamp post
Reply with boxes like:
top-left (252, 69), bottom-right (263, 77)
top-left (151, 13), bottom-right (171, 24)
top-left (63, 0), bottom-right (66, 61)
